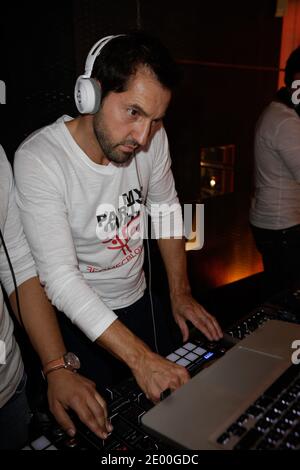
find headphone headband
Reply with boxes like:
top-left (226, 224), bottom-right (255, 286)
top-left (84, 35), bottom-right (121, 77)
top-left (74, 34), bottom-right (124, 114)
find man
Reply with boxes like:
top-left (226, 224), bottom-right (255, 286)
top-left (14, 32), bottom-right (222, 403)
top-left (250, 46), bottom-right (300, 296)
top-left (0, 145), bottom-right (111, 449)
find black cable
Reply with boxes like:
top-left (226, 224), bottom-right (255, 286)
top-left (0, 228), bottom-right (24, 329)
top-left (134, 156), bottom-right (159, 353)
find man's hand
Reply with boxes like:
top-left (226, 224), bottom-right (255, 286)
top-left (130, 349), bottom-right (190, 403)
top-left (156, 238), bottom-right (223, 342)
top-left (171, 292), bottom-right (223, 342)
top-left (47, 369), bottom-right (112, 439)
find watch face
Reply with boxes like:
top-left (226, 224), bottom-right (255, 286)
top-left (64, 352), bottom-right (80, 370)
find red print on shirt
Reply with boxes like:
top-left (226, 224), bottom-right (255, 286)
top-left (101, 214), bottom-right (140, 255)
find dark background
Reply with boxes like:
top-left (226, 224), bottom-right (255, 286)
top-left (0, 0), bottom-right (283, 318)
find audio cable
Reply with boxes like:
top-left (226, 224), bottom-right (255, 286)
top-left (134, 156), bottom-right (159, 354)
top-left (0, 228), bottom-right (24, 329)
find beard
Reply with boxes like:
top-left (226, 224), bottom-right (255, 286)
top-left (93, 113), bottom-right (139, 164)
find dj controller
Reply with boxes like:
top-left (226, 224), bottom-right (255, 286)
top-left (23, 287), bottom-right (300, 451)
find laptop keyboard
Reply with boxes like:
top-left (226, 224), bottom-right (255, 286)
top-left (216, 365), bottom-right (300, 450)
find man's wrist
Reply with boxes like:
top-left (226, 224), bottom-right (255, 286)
top-left (96, 319), bottom-right (152, 371)
top-left (170, 286), bottom-right (192, 298)
top-left (43, 352), bottom-right (81, 377)
top-left (129, 346), bottom-right (155, 374)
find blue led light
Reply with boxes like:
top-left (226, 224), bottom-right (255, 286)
top-left (204, 352), bottom-right (214, 360)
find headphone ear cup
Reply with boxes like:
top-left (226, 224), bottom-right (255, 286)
top-left (74, 77), bottom-right (101, 114)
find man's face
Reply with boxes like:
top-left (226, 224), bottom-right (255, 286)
top-left (93, 67), bottom-right (171, 164)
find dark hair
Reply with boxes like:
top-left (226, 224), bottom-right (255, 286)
top-left (285, 46), bottom-right (300, 87)
top-left (92, 31), bottom-right (179, 101)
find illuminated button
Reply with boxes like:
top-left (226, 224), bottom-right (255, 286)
top-left (46, 445), bottom-right (58, 450)
top-left (204, 352), bottom-right (214, 359)
top-left (183, 342), bottom-right (196, 351)
top-left (174, 347), bottom-right (188, 357)
top-left (166, 353), bottom-right (180, 362)
top-left (194, 347), bottom-right (207, 356)
top-left (31, 436), bottom-right (51, 450)
top-left (185, 352), bottom-right (199, 361)
top-left (176, 358), bottom-right (191, 367)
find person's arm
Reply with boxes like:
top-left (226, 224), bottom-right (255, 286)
top-left (14, 146), bottom-right (189, 403)
top-left (275, 116), bottom-right (300, 181)
top-left (145, 129), bottom-right (222, 342)
top-left (157, 238), bottom-right (223, 342)
top-left (95, 319), bottom-right (189, 403)
top-left (14, 149), bottom-right (118, 342)
top-left (1, 150), bottom-right (110, 439)
top-left (9, 277), bottom-right (111, 439)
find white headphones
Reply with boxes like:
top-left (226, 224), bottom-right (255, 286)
top-left (74, 34), bottom-right (123, 114)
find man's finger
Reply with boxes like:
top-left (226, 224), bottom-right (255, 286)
top-left (196, 305), bottom-right (222, 339)
top-left (202, 315), bottom-right (219, 340)
top-left (87, 394), bottom-right (112, 434)
top-left (210, 315), bottom-right (223, 338)
top-left (189, 314), bottom-right (213, 340)
top-left (188, 308), bottom-right (220, 340)
top-left (51, 402), bottom-right (76, 437)
top-left (203, 313), bottom-right (223, 340)
top-left (177, 317), bottom-right (189, 342)
top-left (94, 392), bottom-right (108, 421)
top-left (73, 397), bottom-right (109, 439)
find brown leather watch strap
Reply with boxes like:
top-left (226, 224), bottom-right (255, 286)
top-left (43, 357), bottom-right (66, 376)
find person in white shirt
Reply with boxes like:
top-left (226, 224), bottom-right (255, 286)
top-left (250, 46), bottom-right (300, 296)
top-left (0, 146), bottom-right (111, 449)
top-left (14, 31), bottom-right (222, 403)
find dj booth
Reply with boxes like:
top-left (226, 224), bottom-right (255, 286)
top-left (21, 279), bottom-right (300, 451)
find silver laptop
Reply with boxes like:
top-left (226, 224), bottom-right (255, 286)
top-left (141, 320), bottom-right (300, 449)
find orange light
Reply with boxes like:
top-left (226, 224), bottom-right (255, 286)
top-left (209, 177), bottom-right (216, 188)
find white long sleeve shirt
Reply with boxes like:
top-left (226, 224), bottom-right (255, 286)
top-left (14, 116), bottom-right (181, 341)
top-left (0, 146), bottom-right (36, 407)
top-left (250, 101), bottom-right (300, 230)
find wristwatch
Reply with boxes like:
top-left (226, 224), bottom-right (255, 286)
top-left (43, 352), bottom-right (80, 377)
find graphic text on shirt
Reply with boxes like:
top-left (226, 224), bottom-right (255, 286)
top-left (95, 187), bottom-right (143, 251)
